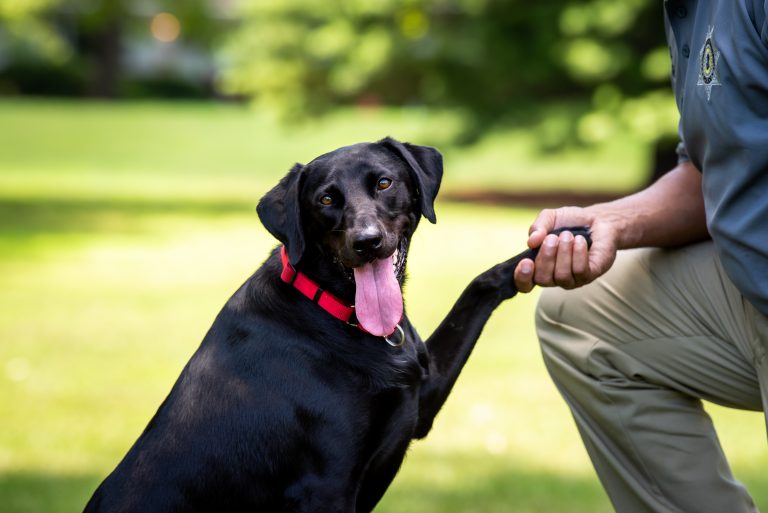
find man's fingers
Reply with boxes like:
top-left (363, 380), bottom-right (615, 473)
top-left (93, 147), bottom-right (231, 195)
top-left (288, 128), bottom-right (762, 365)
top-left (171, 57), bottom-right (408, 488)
top-left (527, 227), bottom-right (548, 250)
top-left (531, 231), bottom-right (593, 289)
top-left (572, 235), bottom-right (591, 285)
top-left (553, 231), bottom-right (576, 288)
top-left (527, 209), bottom-right (557, 249)
top-left (533, 234), bottom-right (559, 286)
top-left (514, 258), bottom-right (535, 293)
top-left (519, 206), bottom-right (602, 291)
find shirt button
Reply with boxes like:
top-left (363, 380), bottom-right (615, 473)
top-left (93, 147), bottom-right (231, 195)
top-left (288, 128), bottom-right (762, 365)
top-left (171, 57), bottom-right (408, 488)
top-left (682, 44), bottom-right (690, 58)
top-left (676, 6), bottom-right (687, 17)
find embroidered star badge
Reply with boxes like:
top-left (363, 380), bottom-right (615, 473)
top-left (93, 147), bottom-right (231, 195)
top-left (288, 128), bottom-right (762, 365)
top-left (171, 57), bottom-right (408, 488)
top-left (697, 25), bottom-right (721, 101)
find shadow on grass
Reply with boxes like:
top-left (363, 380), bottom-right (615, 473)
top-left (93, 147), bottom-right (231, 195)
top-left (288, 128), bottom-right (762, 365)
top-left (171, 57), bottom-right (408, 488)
top-left (0, 466), bottom-right (609, 513)
top-left (0, 196), bottom-right (260, 260)
top-left (379, 463), bottom-right (614, 513)
top-left (380, 461), bottom-right (768, 513)
top-left (0, 471), bottom-right (100, 513)
top-left (2, 196), bottom-right (255, 232)
top-left (2, 463), bottom-right (767, 513)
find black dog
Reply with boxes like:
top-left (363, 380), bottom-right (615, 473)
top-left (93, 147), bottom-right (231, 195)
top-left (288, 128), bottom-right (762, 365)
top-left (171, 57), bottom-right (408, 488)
top-left (84, 137), bottom-right (589, 513)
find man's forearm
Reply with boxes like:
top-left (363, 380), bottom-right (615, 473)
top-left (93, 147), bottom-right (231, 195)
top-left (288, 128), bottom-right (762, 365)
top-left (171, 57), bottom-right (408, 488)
top-left (587, 160), bottom-right (709, 250)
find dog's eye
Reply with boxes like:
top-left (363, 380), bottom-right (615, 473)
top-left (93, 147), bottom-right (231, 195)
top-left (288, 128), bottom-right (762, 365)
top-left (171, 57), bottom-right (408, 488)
top-left (377, 178), bottom-right (393, 190)
top-left (319, 194), bottom-right (334, 206)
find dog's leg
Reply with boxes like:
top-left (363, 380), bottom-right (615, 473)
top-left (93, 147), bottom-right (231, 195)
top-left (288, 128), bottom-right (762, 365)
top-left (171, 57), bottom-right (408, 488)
top-left (414, 227), bottom-right (590, 438)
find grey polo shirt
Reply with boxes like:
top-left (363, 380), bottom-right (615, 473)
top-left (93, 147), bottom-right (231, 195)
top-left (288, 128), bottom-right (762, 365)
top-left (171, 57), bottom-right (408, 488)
top-left (664, 0), bottom-right (768, 316)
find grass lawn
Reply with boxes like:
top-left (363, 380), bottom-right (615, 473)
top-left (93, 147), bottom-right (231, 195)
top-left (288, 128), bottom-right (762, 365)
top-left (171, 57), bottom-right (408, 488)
top-left (0, 99), bottom-right (766, 512)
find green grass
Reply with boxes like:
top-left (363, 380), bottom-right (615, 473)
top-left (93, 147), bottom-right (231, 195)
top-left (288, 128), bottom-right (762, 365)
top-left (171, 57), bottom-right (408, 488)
top-left (1, 99), bottom-right (765, 512)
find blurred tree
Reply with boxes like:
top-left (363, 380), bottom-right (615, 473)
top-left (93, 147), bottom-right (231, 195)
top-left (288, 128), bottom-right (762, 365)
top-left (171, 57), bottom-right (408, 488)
top-left (0, 0), bottom-right (226, 97)
top-left (1, 0), bottom-right (679, 159)
top-left (0, 0), bottom-right (79, 93)
top-left (219, 0), bottom-right (677, 146)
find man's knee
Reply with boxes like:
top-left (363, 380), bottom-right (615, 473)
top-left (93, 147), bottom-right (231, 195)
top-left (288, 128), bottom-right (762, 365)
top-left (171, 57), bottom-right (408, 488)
top-left (536, 286), bottom-right (587, 345)
top-left (536, 286), bottom-right (568, 326)
top-left (536, 288), bottom-right (578, 370)
top-left (535, 286), bottom-right (600, 382)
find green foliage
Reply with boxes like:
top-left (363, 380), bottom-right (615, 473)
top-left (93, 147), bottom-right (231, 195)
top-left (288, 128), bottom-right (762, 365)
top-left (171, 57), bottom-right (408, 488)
top-left (220, 0), bottom-right (675, 144)
top-left (0, 0), bottom-right (223, 96)
top-left (0, 0), bottom-right (70, 65)
top-left (2, 0), bottom-right (680, 146)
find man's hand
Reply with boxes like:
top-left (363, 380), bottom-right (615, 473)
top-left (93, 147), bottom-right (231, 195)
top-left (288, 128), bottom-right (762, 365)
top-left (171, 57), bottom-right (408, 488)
top-left (513, 160), bottom-right (708, 294)
top-left (513, 206), bottom-right (619, 293)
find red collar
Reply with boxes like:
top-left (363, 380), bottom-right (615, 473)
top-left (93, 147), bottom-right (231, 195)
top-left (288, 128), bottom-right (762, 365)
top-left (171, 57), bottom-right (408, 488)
top-left (278, 246), bottom-right (406, 345)
top-left (279, 245), bottom-right (361, 329)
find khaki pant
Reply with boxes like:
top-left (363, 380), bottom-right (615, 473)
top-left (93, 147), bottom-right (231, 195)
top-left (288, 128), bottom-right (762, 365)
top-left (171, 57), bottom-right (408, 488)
top-left (537, 241), bottom-right (768, 513)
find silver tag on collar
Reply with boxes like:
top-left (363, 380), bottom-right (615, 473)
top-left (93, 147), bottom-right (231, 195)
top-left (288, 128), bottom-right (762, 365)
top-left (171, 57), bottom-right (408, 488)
top-left (384, 324), bottom-right (405, 347)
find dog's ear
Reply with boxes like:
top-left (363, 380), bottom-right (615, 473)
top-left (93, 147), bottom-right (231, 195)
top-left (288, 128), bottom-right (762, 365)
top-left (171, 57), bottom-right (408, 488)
top-left (380, 137), bottom-right (443, 224)
top-left (257, 163), bottom-right (306, 265)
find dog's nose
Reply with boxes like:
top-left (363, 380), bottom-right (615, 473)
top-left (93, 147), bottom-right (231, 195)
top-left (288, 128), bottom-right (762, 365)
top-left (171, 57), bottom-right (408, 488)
top-left (352, 227), bottom-right (383, 255)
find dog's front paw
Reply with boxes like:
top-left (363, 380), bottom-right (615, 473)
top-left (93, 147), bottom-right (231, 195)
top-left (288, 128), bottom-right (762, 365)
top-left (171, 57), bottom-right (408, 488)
top-left (497, 226), bottom-right (592, 299)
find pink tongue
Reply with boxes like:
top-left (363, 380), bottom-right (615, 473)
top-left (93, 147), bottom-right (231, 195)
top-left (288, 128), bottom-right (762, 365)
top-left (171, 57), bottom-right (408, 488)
top-left (353, 255), bottom-right (403, 337)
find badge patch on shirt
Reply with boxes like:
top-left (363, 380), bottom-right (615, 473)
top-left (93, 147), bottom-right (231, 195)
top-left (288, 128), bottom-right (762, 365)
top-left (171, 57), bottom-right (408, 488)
top-left (697, 26), bottom-right (721, 101)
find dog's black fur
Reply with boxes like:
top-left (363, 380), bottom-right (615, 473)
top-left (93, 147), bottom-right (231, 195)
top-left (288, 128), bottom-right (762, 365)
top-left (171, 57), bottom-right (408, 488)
top-left (84, 137), bottom-right (589, 513)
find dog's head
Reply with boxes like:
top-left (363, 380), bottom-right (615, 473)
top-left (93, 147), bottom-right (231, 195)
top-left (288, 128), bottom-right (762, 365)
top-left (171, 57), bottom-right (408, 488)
top-left (257, 137), bottom-right (442, 268)
top-left (257, 137), bottom-right (442, 336)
